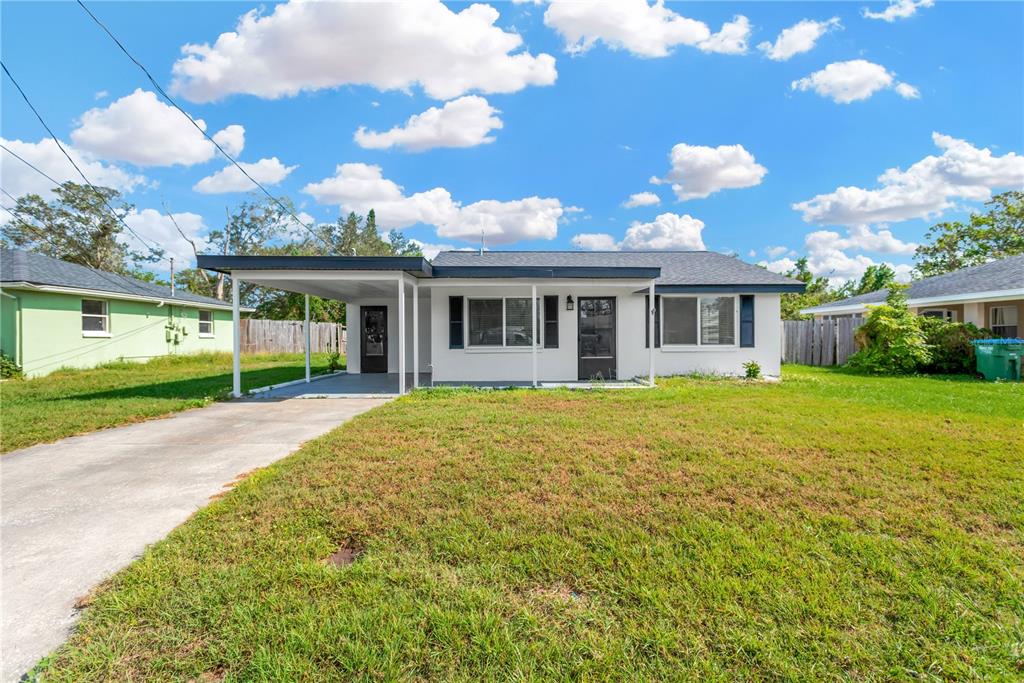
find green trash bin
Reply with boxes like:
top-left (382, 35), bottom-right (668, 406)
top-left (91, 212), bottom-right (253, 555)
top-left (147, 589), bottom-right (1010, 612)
top-left (973, 339), bottom-right (1024, 381)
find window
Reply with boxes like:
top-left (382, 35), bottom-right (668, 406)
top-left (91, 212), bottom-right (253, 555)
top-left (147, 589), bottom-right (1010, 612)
top-left (81, 299), bottom-right (108, 336)
top-left (921, 308), bottom-right (956, 322)
top-left (198, 310), bottom-right (214, 336)
top-left (661, 296), bottom-right (737, 347)
top-left (467, 297), bottom-right (540, 348)
top-left (991, 305), bottom-right (1019, 339)
top-left (448, 297), bottom-right (464, 349)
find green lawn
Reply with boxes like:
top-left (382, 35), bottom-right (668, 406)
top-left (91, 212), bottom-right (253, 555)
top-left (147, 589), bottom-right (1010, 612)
top-left (0, 352), bottom-right (338, 453)
top-left (38, 367), bottom-right (1023, 680)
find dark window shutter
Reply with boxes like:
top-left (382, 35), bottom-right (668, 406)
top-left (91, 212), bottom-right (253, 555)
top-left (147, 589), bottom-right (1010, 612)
top-left (448, 296), bottom-right (464, 349)
top-left (543, 295), bottom-right (558, 348)
top-left (645, 295), bottom-right (661, 348)
top-left (740, 295), bottom-right (755, 348)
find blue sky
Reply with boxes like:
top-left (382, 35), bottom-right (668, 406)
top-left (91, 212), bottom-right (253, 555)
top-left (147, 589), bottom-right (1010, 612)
top-left (2, 1), bottom-right (1022, 282)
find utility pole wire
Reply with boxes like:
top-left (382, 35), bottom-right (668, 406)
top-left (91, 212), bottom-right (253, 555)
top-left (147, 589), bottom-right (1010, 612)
top-left (0, 63), bottom-right (163, 258)
top-left (76, 0), bottom-right (331, 251)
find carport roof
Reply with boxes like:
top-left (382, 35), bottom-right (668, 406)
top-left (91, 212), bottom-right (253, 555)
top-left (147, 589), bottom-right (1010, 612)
top-left (197, 255), bottom-right (433, 276)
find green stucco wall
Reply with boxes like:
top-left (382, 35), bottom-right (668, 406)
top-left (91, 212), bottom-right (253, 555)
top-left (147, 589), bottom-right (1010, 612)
top-left (0, 289), bottom-right (233, 377)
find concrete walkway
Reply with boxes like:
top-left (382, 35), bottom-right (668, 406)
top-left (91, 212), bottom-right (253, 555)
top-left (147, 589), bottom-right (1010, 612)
top-left (1, 397), bottom-right (388, 682)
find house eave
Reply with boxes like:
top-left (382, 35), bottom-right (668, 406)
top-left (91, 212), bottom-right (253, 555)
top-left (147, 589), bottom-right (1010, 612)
top-left (197, 254), bottom-right (433, 276)
top-left (649, 283), bottom-right (805, 294)
top-left (800, 287), bottom-right (1024, 315)
top-left (0, 281), bottom-right (250, 312)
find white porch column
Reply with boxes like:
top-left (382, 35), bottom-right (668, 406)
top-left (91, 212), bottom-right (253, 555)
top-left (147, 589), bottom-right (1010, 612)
top-left (304, 293), bottom-right (311, 383)
top-left (398, 277), bottom-right (406, 395)
top-left (232, 276), bottom-right (241, 397)
top-left (413, 280), bottom-right (419, 389)
top-left (648, 280), bottom-right (656, 386)
top-left (531, 284), bottom-right (538, 387)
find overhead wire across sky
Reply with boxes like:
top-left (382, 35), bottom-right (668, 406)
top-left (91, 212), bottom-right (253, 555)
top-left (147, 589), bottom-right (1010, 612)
top-left (74, 0), bottom-right (332, 252)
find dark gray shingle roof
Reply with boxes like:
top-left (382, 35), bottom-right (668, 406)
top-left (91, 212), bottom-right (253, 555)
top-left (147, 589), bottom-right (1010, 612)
top-left (431, 250), bottom-right (802, 287)
top-left (0, 249), bottom-right (232, 308)
top-left (809, 255), bottom-right (1024, 310)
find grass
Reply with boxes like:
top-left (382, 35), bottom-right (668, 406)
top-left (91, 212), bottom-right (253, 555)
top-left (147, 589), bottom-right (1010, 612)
top-left (0, 352), bottom-right (339, 453)
top-left (38, 366), bottom-right (1023, 681)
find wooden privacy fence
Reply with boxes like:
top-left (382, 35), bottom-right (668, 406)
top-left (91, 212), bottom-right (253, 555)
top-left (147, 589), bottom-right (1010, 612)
top-left (240, 318), bottom-right (346, 355)
top-left (782, 317), bottom-right (864, 366)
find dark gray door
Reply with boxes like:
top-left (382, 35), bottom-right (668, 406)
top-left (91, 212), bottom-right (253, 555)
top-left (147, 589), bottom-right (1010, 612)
top-left (360, 306), bottom-right (388, 373)
top-left (578, 297), bottom-right (616, 380)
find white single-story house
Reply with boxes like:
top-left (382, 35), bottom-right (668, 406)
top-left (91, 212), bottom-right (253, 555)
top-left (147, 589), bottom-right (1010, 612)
top-left (801, 254), bottom-right (1023, 335)
top-left (197, 250), bottom-right (805, 395)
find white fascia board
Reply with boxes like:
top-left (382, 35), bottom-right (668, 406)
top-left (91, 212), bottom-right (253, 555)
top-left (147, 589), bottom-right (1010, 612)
top-left (801, 287), bottom-right (1024, 315)
top-left (0, 282), bottom-right (250, 312)
top-left (422, 278), bottom-right (655, 289)
top-left (230, 269), bottom-right (409, 282)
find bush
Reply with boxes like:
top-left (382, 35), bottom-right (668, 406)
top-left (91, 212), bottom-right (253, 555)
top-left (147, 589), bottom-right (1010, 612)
top-left (846, 288), bottom-right (931, 374)
top-left (742, 360), bottom-right (762, 379)
top-left (1, 352), bottom-right (23, 379)
top-left (328, 352), bottom-right (343, 373)
top-left (918, 317), bottom-right (990, 374)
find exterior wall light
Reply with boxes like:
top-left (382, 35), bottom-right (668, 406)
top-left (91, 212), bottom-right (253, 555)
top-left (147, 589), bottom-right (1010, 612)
top-left (566, 295), bottom-right (574, 311)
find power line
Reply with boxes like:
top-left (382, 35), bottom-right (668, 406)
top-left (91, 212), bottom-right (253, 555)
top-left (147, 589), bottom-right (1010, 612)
top-left (76, 0), bottom-right (331, 251)
top-left (0, 61), bottom-right (165, 260)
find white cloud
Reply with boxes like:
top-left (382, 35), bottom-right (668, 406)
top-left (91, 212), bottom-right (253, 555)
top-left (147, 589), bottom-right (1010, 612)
top-left (794, 132), bottom-right (1024, 225)
top-left (764, 245), bottom-right (790, 259)
top-left (71, 89), bottom-right (243, 167)
top-left (863, 0), bottom-right (934, 22)
top-left (354, 96), bottom-right (502, 152)
top-left (894, 82), bottom-right (920, 99)
top-left (791, 59), bottom-right (917, 104)
top-left (94, 90), bottom-right (108, 100)
top-left (806, 225), bottom-right (916, 256)
top-left (544, 1), bottom-right (748, 58)
top-left (651, 142), bottom-right (767, 200)
top-left (0, 137), bottom-right (145, 200)
top-left (698, 15), bottom-right (751, 55)
top-left (212, 124), bottom-right (246, 157)
top-left (758, 17), bottom-right (840, 61)
top-left (572, 212), bottom-right (706, 251)
top-left (193, 157), bottom-right (297, 194)
top-left (170, 0), bottom-right (556, 102)
top-left (123, 208), bottom-right (208, 265)
top-left (411, 240), bottom-right (476, 260)
top-left (302, 163), bottom-right (574, 245)
top-left (622, 191), bottom-right (660, 208)
top-left (761, 227), bottom-right (916, 285)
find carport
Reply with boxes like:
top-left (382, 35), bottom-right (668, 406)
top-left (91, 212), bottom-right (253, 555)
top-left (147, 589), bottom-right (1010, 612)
top-left (197, 255), bottom-right (432, 397)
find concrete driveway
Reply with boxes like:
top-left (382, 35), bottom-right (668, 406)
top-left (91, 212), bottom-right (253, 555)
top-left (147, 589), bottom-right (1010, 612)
top-left (1, 397), bottom-right (388, 682)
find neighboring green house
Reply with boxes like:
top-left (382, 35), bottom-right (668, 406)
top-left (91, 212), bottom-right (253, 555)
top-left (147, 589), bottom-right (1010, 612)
top-left (1, 249), bottom-right (245, 377)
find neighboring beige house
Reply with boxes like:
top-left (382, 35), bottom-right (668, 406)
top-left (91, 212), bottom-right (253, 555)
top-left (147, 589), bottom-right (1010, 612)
top-left (801, 255), bottom-right (1023, 338)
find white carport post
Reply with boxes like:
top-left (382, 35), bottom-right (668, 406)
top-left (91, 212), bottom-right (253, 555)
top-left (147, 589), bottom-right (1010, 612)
top-left (648, 280), bottom-right (656, 386)
top-left (304, 293), bottom-right (310, 383)
top-left (398, 277), bottom-right (406, 395)
top-left (413, 280), bottom-right (419, 389)
top-left (231, 276), bottom-right (241, 398)
top-left (531, 284), bottom-right (538, 387)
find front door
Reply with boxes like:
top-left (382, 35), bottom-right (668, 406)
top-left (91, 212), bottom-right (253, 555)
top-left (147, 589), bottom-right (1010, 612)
top-left (360, 306), bottom-right (388, 373)
top-left (578, 297), bottom-right (616, 380)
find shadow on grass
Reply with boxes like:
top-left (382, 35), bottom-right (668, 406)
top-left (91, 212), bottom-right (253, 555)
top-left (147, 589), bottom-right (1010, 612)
top-left (58, 367), bottom-right (335, 403)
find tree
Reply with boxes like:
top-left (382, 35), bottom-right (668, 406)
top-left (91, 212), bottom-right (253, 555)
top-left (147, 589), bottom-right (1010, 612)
top-left (1, 182), bottom-right (161, 274)
top-left (175, 195), bottom-right (295, 304)
top-left (846, 287), bottom-right (931, 374)
top-left (914, 190), bottom-right (1024, 277)
top-left (779, 257), bottom-right (839, 320)
top-left (835, 263), bottom-right (898, 298)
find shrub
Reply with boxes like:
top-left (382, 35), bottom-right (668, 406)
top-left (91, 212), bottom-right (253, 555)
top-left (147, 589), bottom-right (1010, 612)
top-left (1, 352), bottom-right (23, 379)
top-left (919, 318), bottom-right (990, 375)
top-left (328, 352), bottom-right (343, 373)
top-left (742, 360), bottom-right (762, 379)
top-left (846, 288), bottom-right (931, 374)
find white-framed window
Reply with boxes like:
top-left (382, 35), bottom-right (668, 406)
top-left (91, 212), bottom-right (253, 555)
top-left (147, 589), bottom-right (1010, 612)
top-left (81, 299), bottom-right (109, 337)
top-left (920, 308), bottom-right (957, 322)
top-left (467, 297), bottom-right (541, 348)
top-left (198, 310), bottom-right (214, 337)
top-left (990, 305), bottom-right (1019, 339)
top-left (661, 295), bottom-right (737, 347)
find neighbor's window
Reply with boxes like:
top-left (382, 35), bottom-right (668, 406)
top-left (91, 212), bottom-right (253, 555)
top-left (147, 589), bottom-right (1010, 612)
top-left (921, 308), bottom-right (956, 322)
top-left (467, 297), bottom-right (540, 348)
top-left (198, 310), bottom-right (214, 336)
top-left (990, 305), bottom-right (1018, 338)
top-left (661, 296), bottom-right (736, 346)
top-left (81, 299), bottom-right (108, 335)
